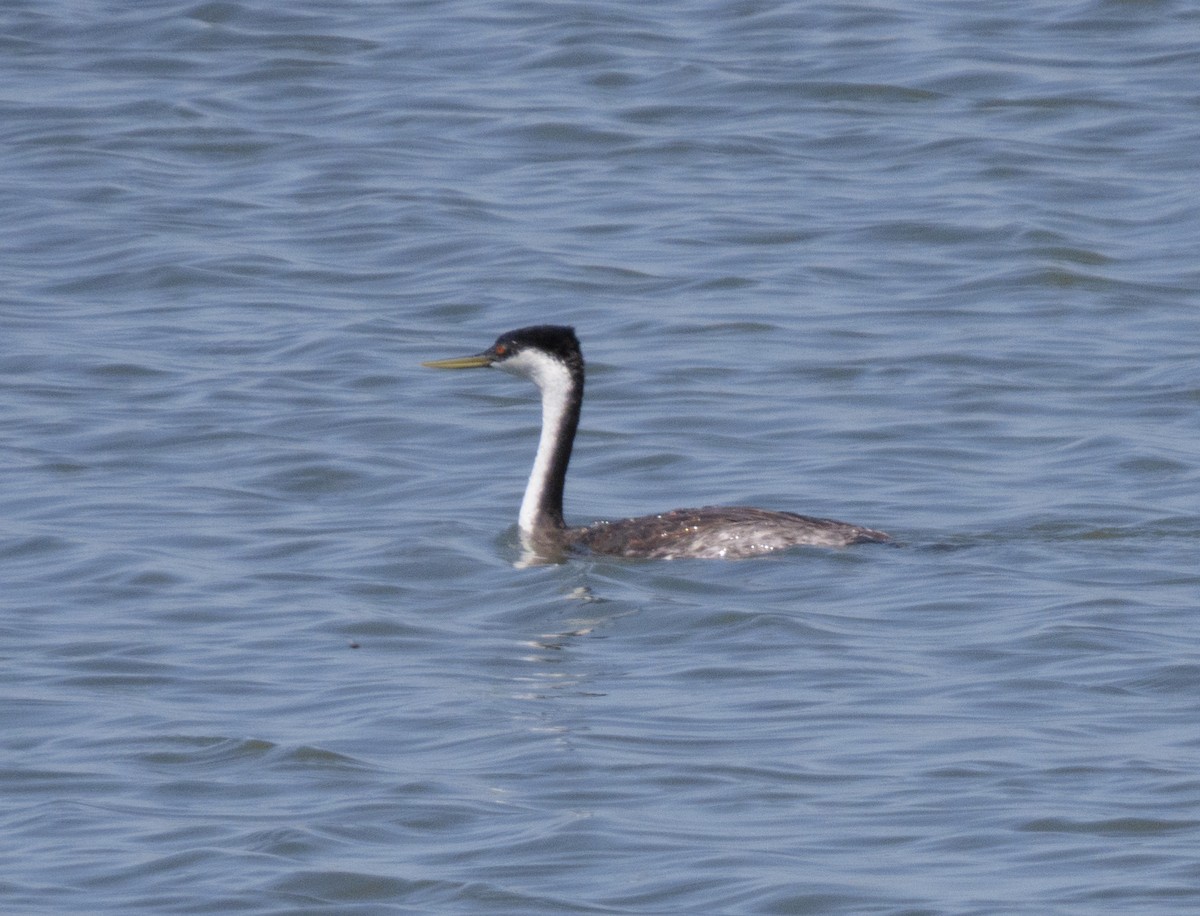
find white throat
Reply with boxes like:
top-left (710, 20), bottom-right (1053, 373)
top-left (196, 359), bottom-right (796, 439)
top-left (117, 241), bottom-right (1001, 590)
top-left (498, 349), bottom-right (576, 536)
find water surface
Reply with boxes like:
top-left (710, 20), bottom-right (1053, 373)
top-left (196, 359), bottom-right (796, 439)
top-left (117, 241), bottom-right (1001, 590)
top-left (3, 1), bottom-right (1199, 913)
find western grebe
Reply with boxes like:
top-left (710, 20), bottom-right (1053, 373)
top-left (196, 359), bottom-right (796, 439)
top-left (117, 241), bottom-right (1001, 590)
top-left (423, 325), bottom-right (889, 560)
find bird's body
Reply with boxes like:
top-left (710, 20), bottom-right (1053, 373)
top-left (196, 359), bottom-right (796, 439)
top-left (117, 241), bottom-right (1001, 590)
top-left (571, 506), bottom-right (888, 559)
top-left (424, 325), bottom-right (889, 561)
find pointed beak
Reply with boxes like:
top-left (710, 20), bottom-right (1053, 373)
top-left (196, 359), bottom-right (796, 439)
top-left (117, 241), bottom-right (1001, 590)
top-left (422, 350), bottom-right (495, 370)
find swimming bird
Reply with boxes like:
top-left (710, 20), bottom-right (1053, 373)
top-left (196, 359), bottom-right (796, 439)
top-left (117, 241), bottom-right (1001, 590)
top-left (423, 325), bottom-right (889, 560)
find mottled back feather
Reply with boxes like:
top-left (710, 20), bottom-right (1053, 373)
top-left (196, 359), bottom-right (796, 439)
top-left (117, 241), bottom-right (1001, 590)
top-left (571, 506), bottom-right (889, 559)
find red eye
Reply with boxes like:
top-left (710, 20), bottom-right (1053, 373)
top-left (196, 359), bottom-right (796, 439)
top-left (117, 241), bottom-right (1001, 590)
top-left (495, 344), bottom-right (507, 356)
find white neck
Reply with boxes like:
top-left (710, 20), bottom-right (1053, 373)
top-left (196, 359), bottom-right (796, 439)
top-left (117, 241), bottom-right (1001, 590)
top-left (497, 349), bottom-right (579, 538)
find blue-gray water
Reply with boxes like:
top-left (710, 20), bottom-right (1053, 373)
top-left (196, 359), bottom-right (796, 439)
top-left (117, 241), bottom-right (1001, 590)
top-left (4, 1), bottom-right (1199, 913)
